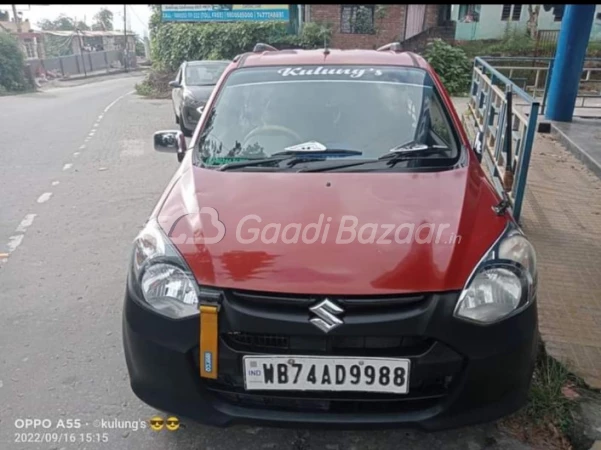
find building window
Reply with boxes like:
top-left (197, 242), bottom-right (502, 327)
top-left (340, 5), bottom-right (375, 34)
top-left (501, 4), bottom-right (522, 21)
top-left (458, 4), bottom-right (481, 23)
top-left (23, 39), bottom-right (36, 59)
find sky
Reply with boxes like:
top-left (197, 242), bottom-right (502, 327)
top-left (0, 4), bottom-right (151, 37)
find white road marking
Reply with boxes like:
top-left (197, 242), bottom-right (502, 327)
top-left (16, 214), bottom-right (37, 233)
top-left (103, 90), bottom-right (135, 113)
top-left (2, 90), bottom-right (136, 270)
top-left (37, 192), bottom-right (53, 203)
top-left (7, 234), bottom-right (24, 253)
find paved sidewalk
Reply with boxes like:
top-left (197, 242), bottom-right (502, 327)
top-left (521, 134), bottom-right (601, 388)
top-left (453, 97), bottom-right (601, 388)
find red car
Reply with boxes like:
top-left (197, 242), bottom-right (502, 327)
top-left (123, 43), bottom-right (539, 430)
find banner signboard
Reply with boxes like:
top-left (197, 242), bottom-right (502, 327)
top-left (161, 5), bottom-right (290, 22)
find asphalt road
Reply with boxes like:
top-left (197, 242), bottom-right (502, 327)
top-left (0, 74), bottom-right (532, 450)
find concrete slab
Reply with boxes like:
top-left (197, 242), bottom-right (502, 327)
top-left (551, 118), bottom-right (601, 180)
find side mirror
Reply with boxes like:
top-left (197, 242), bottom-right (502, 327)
top-left (196, 105), bottom-right (204, 115)
top-left (169, 80), bottom-right (181, 88)
top-left (153, 130), bottom-right (187, 163)
top-left (473, 130), bottom-right (483, 162)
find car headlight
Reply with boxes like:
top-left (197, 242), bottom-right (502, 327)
top-left (131, 220), bottom-right (203, 319)
top-left (454, 223), bottom-right (537, 325)
top-left (184, 92), bottom-right (202, 107)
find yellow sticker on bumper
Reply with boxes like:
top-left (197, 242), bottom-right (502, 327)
top-left (199, 305), bottom-right (218, 379)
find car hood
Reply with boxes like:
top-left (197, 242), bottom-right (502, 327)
top-left (185, 85), bottom-right (215, 102)
top-left (156, 164), bottom-right (509, 295)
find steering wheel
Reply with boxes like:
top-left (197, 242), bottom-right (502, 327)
top-left (241, 125), bottom-right (302, 152)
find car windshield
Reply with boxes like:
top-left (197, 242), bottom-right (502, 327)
top-left (196, 65), bottom-right (460, 167)
top-left (185, 62), bottom-right (228, 86)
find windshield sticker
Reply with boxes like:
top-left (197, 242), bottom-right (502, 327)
top-left (277, 66), bottom-right (383, 79)
top-left (204, 156), bottom-right (252, 166)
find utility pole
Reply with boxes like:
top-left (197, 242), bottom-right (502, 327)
top-left (76, 28), bottom-right (88, 78)
top-left (123, 4), bottom-right (128, 72)
top-left (11, 4), bottom-right (21, 33)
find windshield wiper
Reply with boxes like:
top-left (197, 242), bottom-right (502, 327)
top-left (301, 144), bottom-right (452, 172)
top-left (218, 149), bottom-right (363, 171)
top-left (378, 143), bottom-right (451, 167)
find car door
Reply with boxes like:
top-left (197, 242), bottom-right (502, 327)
top-left (172, 64), bottom-right (184, 115)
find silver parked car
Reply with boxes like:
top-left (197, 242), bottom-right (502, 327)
top-left (169, 60), bottom-right (230, 136)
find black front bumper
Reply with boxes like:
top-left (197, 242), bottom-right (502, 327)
top-left (123, 278), bottom-right (538, 430)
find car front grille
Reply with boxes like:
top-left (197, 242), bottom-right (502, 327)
top-left (223, 332), bottom-right (434, 356)
top-left (227, 289), bottom-right (427, 314)
top-left (192, 288), bottom-right (464, 415)
top-left (204, 384), bottom-right (447, 414)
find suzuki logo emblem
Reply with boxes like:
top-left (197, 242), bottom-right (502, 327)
top-left (309, 299), bottom-right (344, 333)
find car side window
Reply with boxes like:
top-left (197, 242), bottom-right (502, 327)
top-left (176, 66), bottom-right (183, 84)
top-left (428, 94), bottom-right (454, 147)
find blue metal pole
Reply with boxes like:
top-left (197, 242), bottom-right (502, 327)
top-left (545, 4), bottom-right (595, 122)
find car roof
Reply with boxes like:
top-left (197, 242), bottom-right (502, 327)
top-left (186, 60), bottom-right (230, 66)
top-left (235, 48), bottom-right (430, 70)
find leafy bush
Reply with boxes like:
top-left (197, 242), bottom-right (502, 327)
top-left (135, 69), bottom-right (175, 99)
top-left (151, 21), bottom-right (332, 71)
top-left (423, 39), bottom-right (472, 96)
top-left (0, 33), bottom-right (27, 92)
top-left (487, 25), bottom-right (535, 56)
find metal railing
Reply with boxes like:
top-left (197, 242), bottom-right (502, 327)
top-left (467, 57), bottom-right (540, 221)
top-left (534, 29), bottom-right (559, 57)
top-left (24, 49), bottom-right (137, 80)
top-left (479, 56), bottom-right (601, 113)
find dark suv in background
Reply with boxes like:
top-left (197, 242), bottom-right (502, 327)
top-left (170, 60), bottom-right (229, 136)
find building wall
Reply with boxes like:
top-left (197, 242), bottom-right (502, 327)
top-left (0, 19), bottom-right (32, 32)
top-left (306, 4), bottom-right (440, 49)
top-left (451, 4), bottom-right (601, 41)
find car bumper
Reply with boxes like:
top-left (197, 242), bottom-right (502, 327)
top-left (123, 277), bottom-right (539, 431)
top-left (181, 105), bottom-right (202, 131)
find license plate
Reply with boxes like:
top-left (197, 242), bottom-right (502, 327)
top-left (243, 355), bottom-right (410, 394)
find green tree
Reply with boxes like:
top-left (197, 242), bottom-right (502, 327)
top-left (0, 32), bottom-right (27, 93)
top-left (148, 4), bottom-right (162, 37)
top-left (134, 35), bottom-right (145, 57)
top-left (352, 6), bottom-right (375, 34)
top-left (92, 8), bottom-right (113, 31)
top-left (37, 15), bottom-right (89, 31)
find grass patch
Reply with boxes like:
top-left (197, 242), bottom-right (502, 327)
top-left (134, 68), bottom-right (175, 99)
top-left (456, 26), bottom-right (601, 60)
top-left (0, 85), bottom-right (37, 96)
top-left (501, 342), bottom-right (586, 450)
top-left (527, 346), bottom-right (576, 433)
